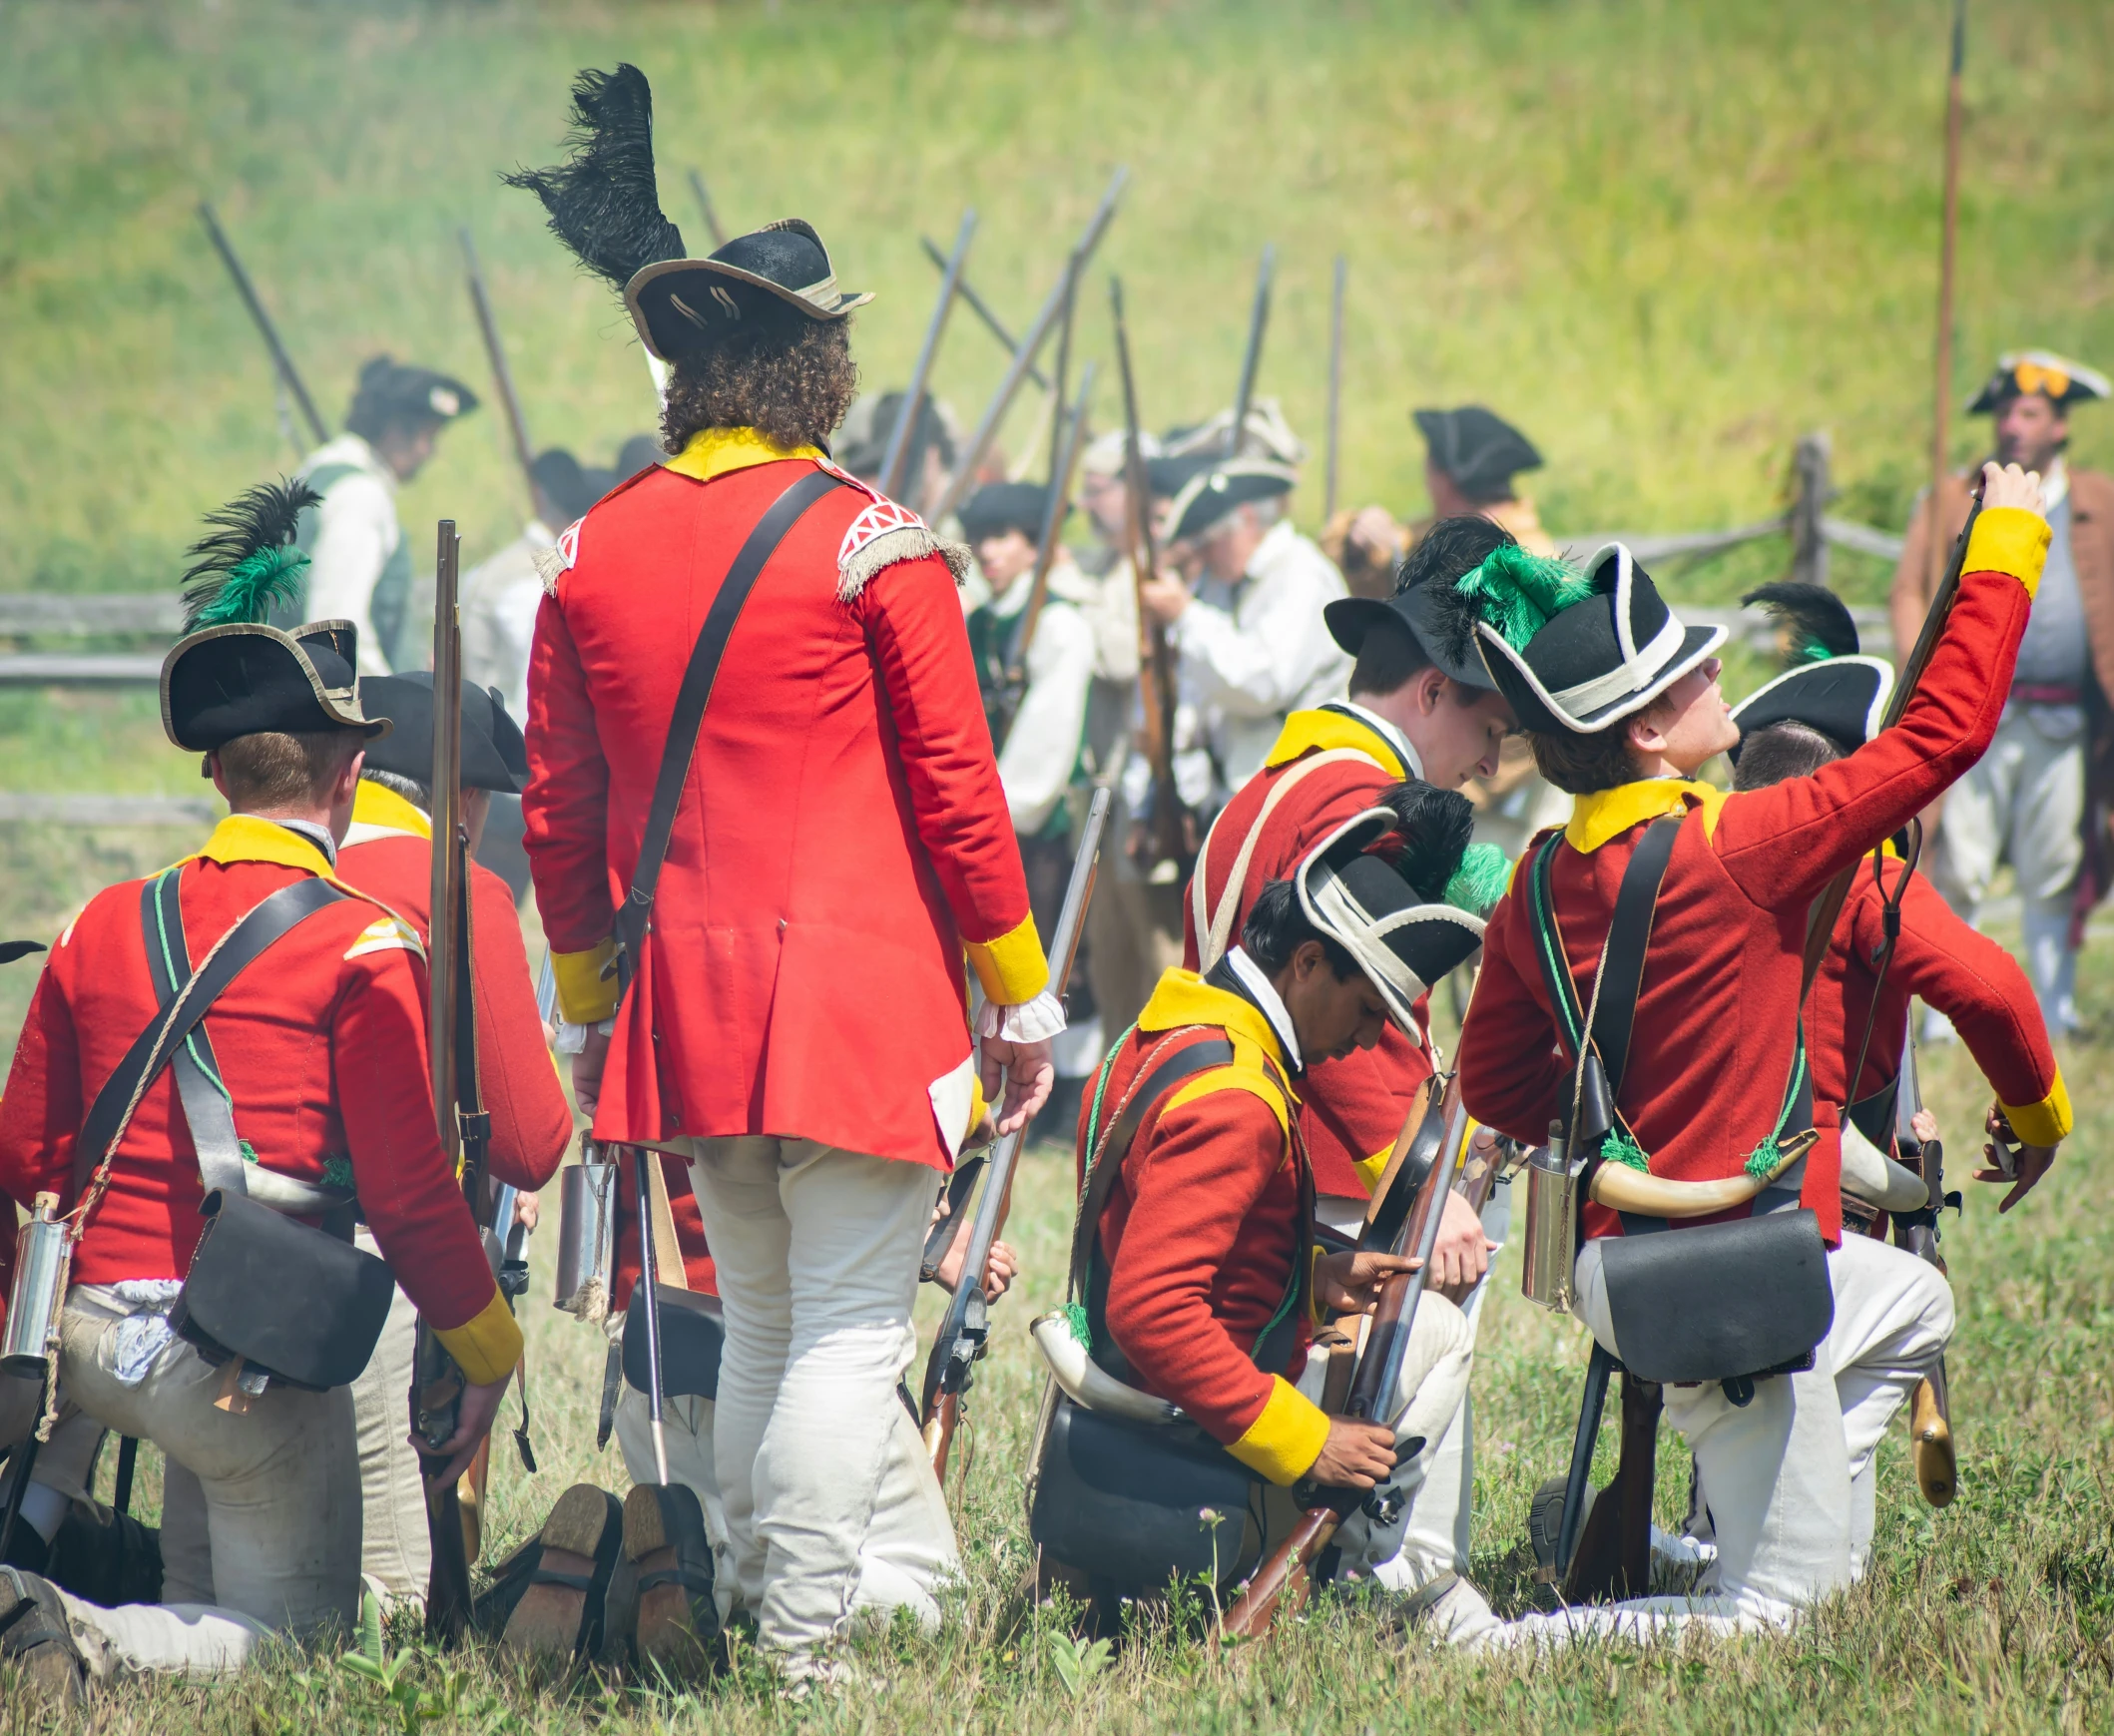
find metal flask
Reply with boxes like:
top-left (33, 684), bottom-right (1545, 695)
top-left (1519, 1125), bottom-right (1582, 1314)
top-left (553, 1145), bottom-right (617, 1319)
top-left (3, 1194), bottom-right (70, 1375)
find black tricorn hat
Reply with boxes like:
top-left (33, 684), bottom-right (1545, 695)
top-left (1966, 349), bottom-right (2110, 414)
top-left (1165, 459), bottom-right (1297, 544)
top-left (1294, 809), bottom-right (1486, 1034)
top-left (357, 674), bottom-right (528, 795)
top-left (959, 481), bottom-right (1059, 544)
top-left (163, 621), bottom-right (389, 753)
top-left (346, 357), bottom-right (478, 439)
top-left (1324, 581), bottom-right (1498, 691)
top-left (1414, 405), bottom-right (1542, 500)
top-left (1729, 582), bottom-right (1892, 762)
top-left (1145, 452), bottom-right (1213, 501)
top-left (505, 66), bottom-right (866, 365)
top-left (1436, 543), bottom-right (1726, 736)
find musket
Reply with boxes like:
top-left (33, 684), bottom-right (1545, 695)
top-left (998, 362), bottom-right (1097, 745)
top-left (933, 167), bottom-right (1128, 525)
top-left (198, 202), bottom-right (328, 447)
top-left (920, 237), bottom-right (1051, 391)
top-left (1925, 0), bottom-right (1967, 597)
top-left (1221, 1095), bottom-right (1474, 1639)
top-left (1324, 255), bottom-right (1346, 521)
top-left (921, 788), bottom-right (1110, 1485)
top-left (1225, 245), bottom-right (1277, 458)
top-left (880, 209), bottom-right (976, 503)
top-left (1109, 275), bottom-right (1189, 875)
top-left (459, 228), bottom-right (551, 528)
top-left (1800, 487), bottom-right (1982, 993)
top-left (686, 168), bottom-right (729, 251)
top-left (1893, 1016), bottom-right (1957, 1506)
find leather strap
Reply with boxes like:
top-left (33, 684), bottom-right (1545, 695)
top-left (74, 877), bottom-right (349, 1208)
top-left (609, 469), bottom-right (843, 995)
top-left (1589, 816), bottom-right (1681, 1096)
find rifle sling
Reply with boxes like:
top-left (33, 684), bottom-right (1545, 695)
top-left (609, 468), bottom-right (843, 993)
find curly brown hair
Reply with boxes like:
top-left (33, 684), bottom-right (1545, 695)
top-left (659, 311), bottom-right (860, 455)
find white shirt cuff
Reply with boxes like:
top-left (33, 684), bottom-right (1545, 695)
top-left (554, 1016), bottom-right (615, 1055)
top-left (976, 989), bottom-right (1067, 1044)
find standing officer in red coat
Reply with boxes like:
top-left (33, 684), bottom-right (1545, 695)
top-left (1452, 466), bottom-right (2049, 1644)
top-left (337, 674), bottom-right (572, 1610)
top-left (509, 67), bottom-right (1054, 1684)
top-left (0, 485), bottom-right (517, 1698)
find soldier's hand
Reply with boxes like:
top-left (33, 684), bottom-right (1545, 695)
top-left (1979, 460), bottom-right (2046, 516)
top-left (982, 1239), bottom-right (1019, 1302)
top-left (419, 1371), bottom-right (513, 1489)
top-left (1974, 1103), bottom-right (2056, 1213)
top-left (1309, 1418), bottom-right (1397, 1490)
top-left (1316, 1250), bottom-right (1419, 1316)
top-left (1139, 573), bottom-right (1193, 625)
top-left (572, 1024), bottom-right (611, 1118)
top-left (980, 1034), bottom-right (1053, 1136)
top-left (1428, 1187), bottom-right (1496, 1303)
top-left (1909, 1108), bottom-right (1940, 1146)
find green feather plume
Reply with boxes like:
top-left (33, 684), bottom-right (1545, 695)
top-left (1454, 545), bottom-right (1597, 654)
top-left (180, 479), bottom-right (320, 631)
top-left (1443, 843), bottom-right (1511, 916)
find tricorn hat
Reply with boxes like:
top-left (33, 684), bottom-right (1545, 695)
top-left (346, 357), bottom-right (479, 439)
top-left (959, 481), bottom-right (1058, 545)
top-left (1434, 542), bottom-right (1725, 735)
top-left (1414, 405), bottom-right (1542, 500)
top-left (1966, 349), bottom-right (2110, 414)
top-left (1729, 582), bottom-right (1891, 763)
top-left (161, 480), bottom-right (390, 751)
top-left (1294, 809), bottom-right (1487, 1035)
top-left (506, 66), bottom-right (868, 364)
top-left (357, 674), bottom-right (528, 795)
top-left (1165, 458), bottom-right (1297, 544)
top-left (1324, 579), bottom-right (1498, 690)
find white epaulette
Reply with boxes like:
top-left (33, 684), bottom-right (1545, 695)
top-left (533, 519), bottom-right (584, 595)
top-left (343, 914), bottom-right (425, 961)
top-left (826, 464), bottom-right (971, 602)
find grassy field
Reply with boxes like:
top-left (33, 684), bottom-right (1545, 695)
top-left (5, 0), bottom-right (2114, 1729)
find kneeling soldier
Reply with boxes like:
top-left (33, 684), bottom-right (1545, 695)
top-left (0, 485), bottom-right (520, 1698)
top-left (1030, 813), bottom-right (1486, 1629)
top-left (1454, 466), bottom-right (2048, 1641)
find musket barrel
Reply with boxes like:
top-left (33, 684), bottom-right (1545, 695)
top-left (459, 229), bottom-right (544, 525)
top-left (198, 201), bottom-right (328, 446)
top-left (1227, 244), bottom-right (1276, 458)
top-left (921, 237), bottom-right (1051, 390)
top-left (881, 210), bottom-right (976, 502)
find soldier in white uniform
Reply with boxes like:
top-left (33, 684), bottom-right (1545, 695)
top-left (291, 356), bottom-right (478, 674)
top-left (1139, 459), bottom-right (1351, 815)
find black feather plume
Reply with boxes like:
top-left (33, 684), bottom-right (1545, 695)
top-left (1371, 781), bottom-right (1476, 902)
top-left (502, 65), bottom-right (687, 293)
top-left (180, 478), bottom-right (321, 630)
top-left (1742, 581), bottom-right (1859, 666)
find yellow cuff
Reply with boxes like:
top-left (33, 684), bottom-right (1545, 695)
top-left (435, 1288), bottom-right (524, 1387)
top-left (1964, 506), bottom-right (2053, 599)
top-left (551, 939), bottom-right (620, 1024)
top-left (1225, 1376), bottom-right (1331, 1486)
top-left (2000, 1068), bottom-right (2072, 1147)
top-left (964, 911), bottom-right (1050, 1006)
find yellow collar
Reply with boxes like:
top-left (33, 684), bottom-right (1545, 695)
top-left (350, 780), bottom-right (432, 840)
top-left (1263, 707), bottom-right (1413, 779)
top-left (1564, 778), bottom-right (1727, 854)
top-left (1139, 967), bottom-right (1291, 1071)
top-left (189, 813), bottom-right (334, 877)
top-left (664, 426), bottom-right (826, 486)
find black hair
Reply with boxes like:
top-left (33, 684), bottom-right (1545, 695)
top-left (1525, 721), bottom-right (1645, 796)
top-left (1346, 616), bottom-right (1434, 699)
top-left (1240, 879), bottom-right (1356, 979)
top-left (1371, 780), bottom-right (1476, 900)
top-left (1731, 721), bottom-right (1847, 791)
top-left (1396, 515), bottom-right (1517, 599)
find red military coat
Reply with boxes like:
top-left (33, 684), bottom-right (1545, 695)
top-left (1181, 704), bottom-right (1434, 1198)
top-left (338, 780), bottom-right (572, 1194)
top-left (0, 815), bottom-right (519, 1385)
top-left (525, 428), bottom-right (1047, 1171)
top-left (1460, 509), bottom-right (2050, 1249)
top-left (1814, 847), bottom-right (2068, 1145)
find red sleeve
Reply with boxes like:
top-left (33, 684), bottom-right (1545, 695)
top-left (0, 957), bottom-right (79, 1213)
top-left (469, 865), bottom-right (571, 1191)
top-left (1889, 870), bottom-right (2061, 1118)
top-left (1102, 1083), bottom-right (1294, 1446)
top-left (522, 590), bottom-right (613, 958)
top-left (1708, 561), bottom-right (2034, 909)
top-left (332, 945), bottom-right (501, 1333)
top-left (1457, 883), bottom-right (1569, 1146)
top-left (854, 554), bottom-right (1042, 998)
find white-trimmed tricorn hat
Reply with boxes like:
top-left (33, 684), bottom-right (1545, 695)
top-left (1728, 582), bottom-right (1892, 762)
top-left (1439, 542), bottom-right (1726, 736)
top-left (1294, 809), bottom-right (1486, 1034)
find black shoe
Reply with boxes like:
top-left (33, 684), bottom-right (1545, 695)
top-left (0, 1566), bottom-right (87, 1706)
top-left (46, 1502), bottom-right (161, 1607)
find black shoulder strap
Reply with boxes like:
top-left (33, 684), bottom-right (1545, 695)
top-left (1590, 814), bottom-right (1681, 1096)
top-left (609, 468), bottom-right (844, 995)
top-left (74, 876), bottom-right (348, 1207)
